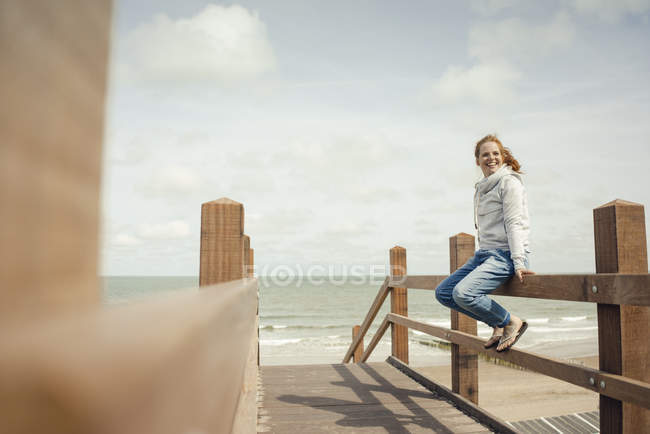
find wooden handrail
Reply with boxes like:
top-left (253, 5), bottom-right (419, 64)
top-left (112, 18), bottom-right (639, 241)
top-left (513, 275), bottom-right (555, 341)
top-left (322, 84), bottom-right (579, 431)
top-left (360, 313), bottom-right (650, 411)
top-left (389, 273), bottom-right (650, 306)
top-left (0, 278), bottom-right (258, 434)
top-left (342, 276), bottom-right (390, 363)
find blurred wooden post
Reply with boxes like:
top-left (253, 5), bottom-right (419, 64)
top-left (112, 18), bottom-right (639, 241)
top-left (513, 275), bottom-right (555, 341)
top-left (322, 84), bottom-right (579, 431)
top-left (0, 0), bottom-right (112, 319)
top-left (249, 248), bottom-right (255, 278)
top-left (389, 246), bottom-right (408, 363)
top-left (450, 233), bottom-right (479, 404)
top-left (352, 325), bottom-right (364, 363)
top-left (200, 198), bottom-right (245, 286)
top-left (594, 199), bottom-right (650, 433)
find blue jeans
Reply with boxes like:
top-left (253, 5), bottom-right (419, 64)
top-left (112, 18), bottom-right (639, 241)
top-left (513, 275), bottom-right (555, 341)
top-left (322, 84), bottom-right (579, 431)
top-left (435, 249), bottom-right (527, 328)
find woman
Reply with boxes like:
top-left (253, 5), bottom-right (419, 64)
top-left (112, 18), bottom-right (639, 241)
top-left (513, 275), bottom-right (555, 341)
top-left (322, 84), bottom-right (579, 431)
top-left (435, 134), bottom-right (534, 352)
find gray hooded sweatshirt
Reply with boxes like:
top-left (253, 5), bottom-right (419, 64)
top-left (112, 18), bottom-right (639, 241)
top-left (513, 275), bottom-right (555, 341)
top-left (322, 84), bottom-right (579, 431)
top-left (474, 165), bottom-right (530, 270)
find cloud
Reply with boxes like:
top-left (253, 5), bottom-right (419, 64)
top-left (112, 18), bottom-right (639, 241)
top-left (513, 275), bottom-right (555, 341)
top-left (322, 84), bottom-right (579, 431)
top-left (571, 0), bottom-right (650, 22)
top-left (432, 61), bottom-right (521, 104)
top-left (469, 0), bottom-right (519, 15)
top-left (119, 4), bottom-right (276, 83)
top-left (430, 12), bottom-right (574, 105)
top-left (113, 233), bottom-right (142, 246)
top-left (469, 12), bottom-right (575, 62)
top-left (139, 166), bottom-right (202, 196)
top-left (137, 220), bottom-right (191, 240)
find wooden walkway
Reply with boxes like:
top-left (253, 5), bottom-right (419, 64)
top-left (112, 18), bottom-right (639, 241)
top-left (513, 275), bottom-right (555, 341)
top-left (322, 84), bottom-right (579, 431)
top-left (257, 362), bottom-right (502, 433)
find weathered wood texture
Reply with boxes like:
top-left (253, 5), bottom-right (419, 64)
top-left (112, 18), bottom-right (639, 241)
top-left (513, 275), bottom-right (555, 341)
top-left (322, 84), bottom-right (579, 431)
top-left (248, 248), bottom-right (255, 278)
top-left (386, 313), bottom-right (650, 411)
top-left (0, 278), bottom-right (259, 434)
top-left (352, 325), bottom-right (364, 363)
top-left (594, 199), bottom-right (649, 433)
top-left (200, 198), bottom-right (245, 285)
top-left (389, 246), bottom-right (408, 364)
top-left (258, 362), bottom-right (494, 433)
top-left (342, 277), bottom-right (390, 363)
top-left (0, 0), bottom-right (111, 318)
top-left (392, 273), bottom-right (650, 306)
top-left (449, 233), bottom-right (479, 404)
top-left (243, 234), bottom-right (251, 278)
top-left (360, 317), bottom-right (390, 363)
top-left (232, 312), bottom-right (259, 434)
top-left (387, 356), bottom-right (515, 434)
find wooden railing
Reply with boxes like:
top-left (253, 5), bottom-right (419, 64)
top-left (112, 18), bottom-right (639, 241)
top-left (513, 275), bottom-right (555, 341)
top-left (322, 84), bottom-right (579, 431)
top-left (1, 4), bottom-right (259, 432)
top-left (344, 199), bottom-right (650, 433)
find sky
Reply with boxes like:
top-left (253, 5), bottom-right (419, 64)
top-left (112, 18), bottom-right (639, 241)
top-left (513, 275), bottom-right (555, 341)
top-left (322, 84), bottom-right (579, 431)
top-left (101, 0), bottom-right (650, 276)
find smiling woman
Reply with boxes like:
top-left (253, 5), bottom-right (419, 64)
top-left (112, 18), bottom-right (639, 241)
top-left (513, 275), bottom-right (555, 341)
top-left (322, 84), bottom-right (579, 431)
top-left (435, 134), bottom-right (534, 352)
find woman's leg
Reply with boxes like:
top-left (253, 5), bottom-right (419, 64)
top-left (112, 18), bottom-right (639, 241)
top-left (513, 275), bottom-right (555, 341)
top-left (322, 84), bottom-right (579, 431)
top-left (451, 249), bottom-right (515, 328)
top-left (435, 253), bottom-right (486, 322)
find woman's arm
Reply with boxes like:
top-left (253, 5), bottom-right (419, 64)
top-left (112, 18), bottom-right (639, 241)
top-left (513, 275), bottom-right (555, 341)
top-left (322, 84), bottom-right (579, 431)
top-left (500, 176), bottom-right (528, 271)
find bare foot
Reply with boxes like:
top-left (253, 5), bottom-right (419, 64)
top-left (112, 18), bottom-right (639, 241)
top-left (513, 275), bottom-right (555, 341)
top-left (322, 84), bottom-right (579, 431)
top-left (484, 327), bottom-right (503, 348)
top-left (496, 316), bottom-right (528, 352)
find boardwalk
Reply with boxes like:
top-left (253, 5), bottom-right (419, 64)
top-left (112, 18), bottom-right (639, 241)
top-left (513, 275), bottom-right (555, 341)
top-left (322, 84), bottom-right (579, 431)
top-left (258, 362), bottom-right (498, 433)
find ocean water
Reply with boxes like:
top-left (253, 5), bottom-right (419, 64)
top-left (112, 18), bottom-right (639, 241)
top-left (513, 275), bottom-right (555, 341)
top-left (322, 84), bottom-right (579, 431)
top-left (102, 276), bottom-right (598, 366)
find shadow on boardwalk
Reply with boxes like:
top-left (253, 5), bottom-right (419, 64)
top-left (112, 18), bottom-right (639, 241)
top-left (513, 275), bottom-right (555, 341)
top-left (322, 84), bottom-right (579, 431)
top-left (261, 363), bottom-right (491, 433)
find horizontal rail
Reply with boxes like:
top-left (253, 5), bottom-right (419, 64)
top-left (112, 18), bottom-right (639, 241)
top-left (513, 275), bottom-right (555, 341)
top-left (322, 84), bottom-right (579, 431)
top-left (0, 278), bottom-right (259, 434)
top-left (389, 273), bottom-right (650, 306)
top-left (342, 276), bottom-right (391, 363)
top-left (383, 313), bottom-right (650, 411)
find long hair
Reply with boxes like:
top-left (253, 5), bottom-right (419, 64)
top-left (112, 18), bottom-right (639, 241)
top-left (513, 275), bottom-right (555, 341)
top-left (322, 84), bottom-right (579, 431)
top-left (474, 134), bottom-right (522, 173)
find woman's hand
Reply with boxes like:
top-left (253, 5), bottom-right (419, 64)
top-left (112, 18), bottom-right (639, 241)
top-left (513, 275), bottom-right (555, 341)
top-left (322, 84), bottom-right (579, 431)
top-left (515, 269), bottom-right (535, 283)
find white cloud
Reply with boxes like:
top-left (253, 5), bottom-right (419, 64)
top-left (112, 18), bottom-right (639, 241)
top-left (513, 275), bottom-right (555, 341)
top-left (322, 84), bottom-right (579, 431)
top-left (571, 0), bottom-right (650, 22)
top-left (469, 12), bottom-right (575, 62)
top-left (137, 220), bottom-right (191, 240)
top-left (430, 12), bottom-right (574, 105)
top-left (113, 233), bottom-right (142, 246)
top-left (432, 61), bottom-right (521, 104)
top-left (469, 0), bottom-right (520, 15)
top-left (119, 4), bottom-right (276, 83)
top-left (140, 166), bottom-right (201, 196)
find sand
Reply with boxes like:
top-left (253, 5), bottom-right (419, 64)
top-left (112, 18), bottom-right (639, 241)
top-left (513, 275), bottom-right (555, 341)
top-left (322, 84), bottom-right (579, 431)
top-left (417, 355), bottom-right (599, 422)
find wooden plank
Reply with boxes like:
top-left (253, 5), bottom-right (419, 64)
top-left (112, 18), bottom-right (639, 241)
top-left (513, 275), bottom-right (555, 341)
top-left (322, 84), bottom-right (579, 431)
top-left (387, 313), bottom-right (650, 411)
top-left (0, 278), bottom-right (258, 434)
top-left (387, 356), bottom-right (517, 434)
top-left (352, 325), bottom-right (364, 363)
top-left (389, 246), bottom-right (408, 363)
top-left (360, 316), bottom-right (390, 362)
top-left (199, 198), bottom-right (245, 285)
top-left (258, 362), bottom-right (494, 433)
top-left (342, 276), bottom-right (390, 363)
top-left (449, 233), bottom-right (479, 404)
top-left (390, 274), bottom-right (650, 306)
top-left (0, 0), bottom-right (111, 319)
top-left (594, 199), bottom-right (650, 433)
top-left (232, 310), bottom-right (258, 433)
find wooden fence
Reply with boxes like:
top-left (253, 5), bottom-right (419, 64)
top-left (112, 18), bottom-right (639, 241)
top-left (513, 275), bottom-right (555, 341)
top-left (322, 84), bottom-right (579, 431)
top-left (1, 3), bottom-right (258, 432)
top-left (344, 199), bottom-right (650, 433)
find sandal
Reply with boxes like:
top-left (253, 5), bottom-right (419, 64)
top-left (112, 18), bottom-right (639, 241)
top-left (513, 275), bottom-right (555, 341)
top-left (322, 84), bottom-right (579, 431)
top-left (484, 329), bottom-right (503, 349)
top-left (496, 321), bottom-right (528, 352)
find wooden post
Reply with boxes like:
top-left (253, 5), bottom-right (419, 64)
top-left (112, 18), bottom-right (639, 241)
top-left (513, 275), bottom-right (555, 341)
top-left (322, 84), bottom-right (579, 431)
top-left (594, 199), bottom-right (649, 433)
top-left (243, 234), bottom-right (251, 278)
top-left (389, 246), bottom-right (408, 363)
top-left (0, 0), bottom-right (112, 319)
top-left (200, 198), bottom-right (245, 286)
top-left (450, 233), bottom-right (479, 404)
top-left (249, 248), bottom-right (255, 278)
top-left (352, 325), bottom-right (364, 363)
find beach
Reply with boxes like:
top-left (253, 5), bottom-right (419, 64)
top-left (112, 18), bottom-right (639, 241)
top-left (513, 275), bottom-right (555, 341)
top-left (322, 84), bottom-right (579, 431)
top-left (103, 276), bottom-right (600, 421)
top-left (418, 355), bottom-right (599, 422)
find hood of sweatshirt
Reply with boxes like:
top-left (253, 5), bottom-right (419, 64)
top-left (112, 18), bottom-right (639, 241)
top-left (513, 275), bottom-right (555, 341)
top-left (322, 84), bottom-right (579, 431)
top-left (475, 165), bottom-right (522, 194)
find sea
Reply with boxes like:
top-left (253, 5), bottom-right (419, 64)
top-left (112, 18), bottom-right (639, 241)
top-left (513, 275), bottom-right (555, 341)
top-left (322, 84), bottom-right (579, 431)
top-left (102, 276), bottom-right (598, 367)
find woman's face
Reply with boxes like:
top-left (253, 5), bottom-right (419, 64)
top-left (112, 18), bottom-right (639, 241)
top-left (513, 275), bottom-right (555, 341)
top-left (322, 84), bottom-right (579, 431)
top-left (477, 141), bottom-right (503, 177)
